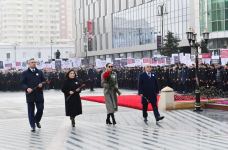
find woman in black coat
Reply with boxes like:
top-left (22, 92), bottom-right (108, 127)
top-left (61, 69), bottom-right (82, 127)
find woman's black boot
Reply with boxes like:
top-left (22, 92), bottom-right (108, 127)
top-left (106, 114), bottom-right (112, 124)
top-left (110, 113), bottom-right (116, 125)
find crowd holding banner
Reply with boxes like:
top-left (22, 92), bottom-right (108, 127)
top-left (1, 50), bottom-right (228, 71)
top-left (0, 49), bottom-right (227, 95)
top-left (0, 63), bottom-right (227, 97)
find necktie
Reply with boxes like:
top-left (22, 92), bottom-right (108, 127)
top-left (148, 73), bottom-right (151, 77)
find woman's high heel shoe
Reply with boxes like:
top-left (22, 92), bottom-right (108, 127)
top-left (106, 119), bottom-right (112, 124)
top-left (106, 114), bottom-right (112, 125)
top-left (111, 113), bottom-right (116, 125)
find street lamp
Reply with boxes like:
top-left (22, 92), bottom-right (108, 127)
top-left (177, 49), bottom-right (180, 64)
top-left (50, 39), bottom-right (54, 61)
top-left (14, 43), bottom-right (17, 62)
top-left (186, 27), bottom-right (209, 111)
top-left (157, 3), bottom-right (168, 49)
top-left (83, 28), bottom-right (88, 66)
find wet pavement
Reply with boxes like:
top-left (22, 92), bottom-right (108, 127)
top-left (0, 89), bottom-right (228, 150)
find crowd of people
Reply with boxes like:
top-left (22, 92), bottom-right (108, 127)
top-left (0, 63), bottom-right (227, 93)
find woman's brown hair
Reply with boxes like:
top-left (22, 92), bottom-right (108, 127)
top-left (65, 69), bottom-right (77, 79)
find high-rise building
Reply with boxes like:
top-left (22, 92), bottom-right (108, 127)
top-left (60, 0), bottom-right (74, 41)
top-left (74, 0), bottom-right (200, 63)
top-left (0, 0), bottom-right (73, 45)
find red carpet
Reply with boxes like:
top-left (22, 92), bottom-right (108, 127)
top-left (81, 95), bottom-right (159, 111)
top-left (81, 95), bottom-right (225, 110)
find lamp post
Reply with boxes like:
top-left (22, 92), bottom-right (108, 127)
top-left (50, 39), bottom-right (53, 61)
top-left (157, 3), bottom-right (168, 49)
top-left (14, 43), bottom-right (17, 62)
top-left (83, 28), bottom-right (88, 66)
top-left (178, 49), bottom-right (180, 64)
top-left (186, 27), bottom-right (209, 111)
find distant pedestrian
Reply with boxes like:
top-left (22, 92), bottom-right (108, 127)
top-left (88, 65), bottom-right (97, 91)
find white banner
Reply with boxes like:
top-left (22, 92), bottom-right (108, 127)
top-left (221, 58), bottom-right (228, 65)
top-left (135, 59), bottom-right (142, 66)
top-left (106, 58), bottom-right (112, 63)
top-left (72, 58), bottom-right (82, 68)
top-left (202, 58), bottom-right (211, 64)
top-left (62, 60), bottom-right (72, 69)
top-left (95, 59), bottom-right (106, 68)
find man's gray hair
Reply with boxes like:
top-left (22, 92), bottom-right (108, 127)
top-left (27, 58), bottom-right (35, 63)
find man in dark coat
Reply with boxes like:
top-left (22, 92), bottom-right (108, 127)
top-left (180, 65), bottom-right (189, 93)
top-left (138, 64), bottom-right (164, 122)
top-left (21, 58), bottom-right (46, 132)
top-left (88, 65), bottom-right (97, 91)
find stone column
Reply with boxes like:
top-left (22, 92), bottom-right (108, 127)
top-left (159, 86), bottom-right (175, 111)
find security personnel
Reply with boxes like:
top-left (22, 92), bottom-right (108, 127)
top-left (138, 64), bottom-right (164, 122)
top-left (21, 58), bottom-right (46, 132)
top-left (88, 65), bottom-right (97, 91)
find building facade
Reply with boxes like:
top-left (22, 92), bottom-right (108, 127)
top-left (200, 0), bottom-right (228, 50)
top-left (74, 0), bottom-right (200, 63)
top-left (0, 0), bottom-right (74, 45)
top-left (0, 43), bottom-right (75, 62)
top-left (59, 0), bottom-right (74, 41)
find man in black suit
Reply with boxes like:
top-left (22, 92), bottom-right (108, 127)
top-left (138, 64), bottom-right (164, 122)
top-left (88, 65), bottom-right (97, 91)
top-left (21, 58), bottom-right (46, 132)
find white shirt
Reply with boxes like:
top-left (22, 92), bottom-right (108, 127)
top-left (30, 68), bottom-right (35, 72)
top-left (146, 72), bottom-right (151, 77)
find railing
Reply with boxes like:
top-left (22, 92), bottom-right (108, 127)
top-left (199, 86), bottom-right (225, 99)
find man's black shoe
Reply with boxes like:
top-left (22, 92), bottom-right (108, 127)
top-left (71, 118), bottom-right (75, 127)
top-left (31, 127), bottom-right (36, 132)
top-left (156, 116), bottom-right (165, 122)
top-left (36, 122), bottom-right (41, 128)
top-left (144, 117), bottom-right (148, 122)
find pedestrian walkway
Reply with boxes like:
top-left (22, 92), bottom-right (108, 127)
top-left (0, 89), bottom-right (228, 150)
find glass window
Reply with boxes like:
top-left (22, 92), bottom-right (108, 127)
top-left (212, 21), bottom-right (217, 31)
top-left (208, 22), bottom-right (212, 32)
top-left (217, 1), bottom-right (224, 10)
top-left (211, 1), bottom-right (217, 11)
top-left (225, 20), bottom-right (228, 30)
top-left (217, 9), bottom-right (224, 20)
top-left (226, 0), bottom-right (228, 8)
top-left (112, 0), bottom-right (187, 48)
top-left (226, 9), bottom-right (228, 19)
top-left (217, 20), bottom-right (225, 31)
top-left (212, 11), bottom-right (217, 21)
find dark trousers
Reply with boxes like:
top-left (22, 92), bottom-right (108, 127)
top-left (27, 102), bottom-right (44, 128)
top-left (142, 101), bottom-right (160, 120)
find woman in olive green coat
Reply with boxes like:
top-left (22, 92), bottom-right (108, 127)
top-left (101, 63), bottom-right (120, 125)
